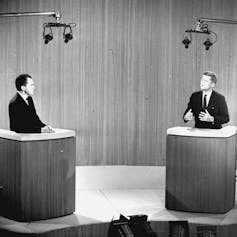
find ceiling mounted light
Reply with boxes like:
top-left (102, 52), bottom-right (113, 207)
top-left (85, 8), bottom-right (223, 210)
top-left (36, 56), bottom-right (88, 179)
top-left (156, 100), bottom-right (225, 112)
top-left (42, 22), bottom-right (76, 44)
top-left (203, 31), bottom-right (217, 50)
top-left (63, 26), bottom-right (73, 43)
top-left (182, 19), bottom-right (218, 50)
top-left (182, 32), bottom-right (192, 49)
top-left (194, 20), bottom-right (210, 33)
top-left (182, 37), bottom-right (191, 49)
top-left (203, 38), bottom-right (212, 50)
top-left (43, 25), bottom-right (53, 44)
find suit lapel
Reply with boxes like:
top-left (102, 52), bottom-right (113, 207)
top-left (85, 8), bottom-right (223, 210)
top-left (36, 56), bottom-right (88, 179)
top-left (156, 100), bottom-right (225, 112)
top-left (27, 96), bottom-right (35, 111)
top-left (197, 91), bottom-right (203, 109)
top-left (207, 90), bottom-right (215, 108)
top-left (17, 93), bottom-right (30, 109)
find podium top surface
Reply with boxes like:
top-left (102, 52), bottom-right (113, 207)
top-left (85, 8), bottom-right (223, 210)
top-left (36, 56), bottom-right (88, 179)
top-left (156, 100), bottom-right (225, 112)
top-left (0, 128), bottom-right (75, 141)
top-left (167, 125), bottom-right (237, 138)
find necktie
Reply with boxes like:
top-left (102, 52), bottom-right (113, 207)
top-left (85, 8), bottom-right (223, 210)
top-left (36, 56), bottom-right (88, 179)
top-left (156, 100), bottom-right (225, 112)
top-left (203, 94), bottom-right (207, 109)
top-left (26, 97), bottom-right (33, 109)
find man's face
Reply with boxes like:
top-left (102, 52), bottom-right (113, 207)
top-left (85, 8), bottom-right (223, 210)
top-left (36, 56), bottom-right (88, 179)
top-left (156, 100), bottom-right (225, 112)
top-left (22, 78), bottom-right (35, 96)
top-left (200, 75), bottom-right (215, 91)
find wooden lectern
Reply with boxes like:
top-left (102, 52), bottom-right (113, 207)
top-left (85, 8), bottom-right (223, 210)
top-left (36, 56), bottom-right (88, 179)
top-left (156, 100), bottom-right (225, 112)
top-left (0, 128), bottom-right (76, 221)
top-left (166, 126), bottom-right (237, 214)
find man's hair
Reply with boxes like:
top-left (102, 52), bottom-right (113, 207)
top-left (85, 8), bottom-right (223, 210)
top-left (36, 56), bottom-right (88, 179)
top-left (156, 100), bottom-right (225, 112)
top-left (203, 71), bottom-right (217, 84)
top-left (15, 74), bottom-right (32, 91)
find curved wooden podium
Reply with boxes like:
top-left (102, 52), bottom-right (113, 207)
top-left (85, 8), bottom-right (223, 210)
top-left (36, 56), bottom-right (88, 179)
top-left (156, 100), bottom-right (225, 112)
top-left (165, 126), bottom-right (237, 214)
top-left (0, 128), bottom-right (76, 221)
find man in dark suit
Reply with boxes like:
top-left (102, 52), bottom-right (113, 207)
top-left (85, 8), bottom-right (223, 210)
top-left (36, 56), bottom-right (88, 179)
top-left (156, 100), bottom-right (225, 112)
top-left (9, 74), bottom-right (53, 133)
top-left (183, 71), bottom-right (229, 129)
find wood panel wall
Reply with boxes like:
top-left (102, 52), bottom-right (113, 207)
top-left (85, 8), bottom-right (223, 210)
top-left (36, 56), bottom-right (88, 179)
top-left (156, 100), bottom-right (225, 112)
top-left (0, 0), bottom-right (237, 165)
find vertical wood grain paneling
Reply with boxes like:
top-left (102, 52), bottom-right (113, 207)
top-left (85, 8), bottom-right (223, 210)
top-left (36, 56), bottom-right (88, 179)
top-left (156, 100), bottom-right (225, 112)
top-left (0, 0), bottom-right (237, 165)
top-left (166, 134), bottom-right (236, 213)
top-left (0, 136), bottom-right (76, 221)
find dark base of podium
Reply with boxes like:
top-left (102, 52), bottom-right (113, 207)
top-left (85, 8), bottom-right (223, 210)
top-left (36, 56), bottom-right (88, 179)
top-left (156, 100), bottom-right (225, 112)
top-left (0, 166), bottom-right (237, 237)
top-left (0, 137), bottom-right (76, 222)
top-left (166, 135), bottom-right (236, 214)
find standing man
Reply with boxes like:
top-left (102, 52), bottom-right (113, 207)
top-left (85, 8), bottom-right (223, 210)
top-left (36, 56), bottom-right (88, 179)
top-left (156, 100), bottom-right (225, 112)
top-left (9, 74), bottom-right (53, 133)
top-left (183, 71), bottom-right (229, 129)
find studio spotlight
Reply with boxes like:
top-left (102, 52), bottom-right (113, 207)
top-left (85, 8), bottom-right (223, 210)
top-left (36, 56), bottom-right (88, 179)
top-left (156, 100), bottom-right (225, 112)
top-left (44, 34), bottom-right (53, 44)
top-left (42, 22), bottom-right (76, 44)
top-left (183, 19), bottom-right (218, 50)
top-left (182, 31), bottom-right (192, 49)
top-left (182, 37), bottom-right (191, 48)
top-left (203, 38), bottom-right (213, 50)
top-left (43, 26), bottom-right (53, 44)
top-left (63, 26), bottom-right (73, 43)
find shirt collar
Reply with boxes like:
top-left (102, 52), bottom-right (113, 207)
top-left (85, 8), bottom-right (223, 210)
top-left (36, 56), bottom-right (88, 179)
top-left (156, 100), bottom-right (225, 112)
top-left (202, 90), bottom-right (213, 97)
top-left (17, 91), bottom-right (29, 102)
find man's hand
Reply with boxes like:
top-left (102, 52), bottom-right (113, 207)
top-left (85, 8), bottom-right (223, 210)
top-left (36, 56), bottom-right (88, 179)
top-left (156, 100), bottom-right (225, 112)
top-left (41, 125), bottom-right (54, 133)
top-left (199, 110), bottom-right (214, 122)
top-left (184, 109), bottom-right (193, 122)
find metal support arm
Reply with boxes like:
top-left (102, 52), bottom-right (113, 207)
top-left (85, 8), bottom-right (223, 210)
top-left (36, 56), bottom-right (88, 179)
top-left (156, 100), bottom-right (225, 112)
top-left (0, 11), bottom-right (61, 21)
top-left (198, 18), bottom-right (237, 25)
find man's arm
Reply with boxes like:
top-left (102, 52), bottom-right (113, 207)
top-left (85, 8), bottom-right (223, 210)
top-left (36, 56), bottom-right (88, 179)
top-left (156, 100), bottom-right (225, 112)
top-left (31, 106), bottom-right (54, 133)
top-left (33, 112), bottom-right (46, 128)
top-left (27, 97), bottom-right (54, 133)
top-left (213, 95), bottom-right (229, 126)
top-left (27, 96), bottom-right (46, 128)
top-left (183, 94), bottom-right (194, 122)
top-left (199, 95), bottom-right (229, 127)
top-left (9, 103), bottom-right (42, 133)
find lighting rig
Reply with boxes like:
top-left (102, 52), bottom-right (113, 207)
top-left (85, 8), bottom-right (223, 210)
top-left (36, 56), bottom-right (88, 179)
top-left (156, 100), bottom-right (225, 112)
top-left (43, 22), bottom-right (76, 44)
top-left (0, 11), bottom-right (76, 44)
top-left (183, 18), bottom-right (237, 50)
top-left (182, 19), bottom-right (217, 50)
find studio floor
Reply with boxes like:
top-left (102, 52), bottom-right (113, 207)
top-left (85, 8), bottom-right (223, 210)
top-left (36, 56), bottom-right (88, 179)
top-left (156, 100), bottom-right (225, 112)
top-left (1, 166), bottom-right (237, 236)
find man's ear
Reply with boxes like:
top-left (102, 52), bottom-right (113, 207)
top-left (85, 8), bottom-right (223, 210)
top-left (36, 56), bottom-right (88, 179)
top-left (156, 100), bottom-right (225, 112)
top-left (21, 85), bottom-right (26, 91)
top-left (211, 82), bottom-right (215, 88)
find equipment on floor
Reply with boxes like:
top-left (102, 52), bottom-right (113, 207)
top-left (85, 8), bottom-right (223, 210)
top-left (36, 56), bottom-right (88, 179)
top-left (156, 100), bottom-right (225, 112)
top-left (169, 221), bottom-right (189, 237)
top-left (197, 225), bottom-right (217, 237)
top-left (107, 214), bottom-right (157, 237)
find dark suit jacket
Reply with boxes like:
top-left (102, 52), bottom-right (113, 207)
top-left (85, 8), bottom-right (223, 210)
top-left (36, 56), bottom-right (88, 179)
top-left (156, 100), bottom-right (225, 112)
top-left (183, 90), bottom-right (229, 129)
top-left (9, 93), bottom-right (45, 133)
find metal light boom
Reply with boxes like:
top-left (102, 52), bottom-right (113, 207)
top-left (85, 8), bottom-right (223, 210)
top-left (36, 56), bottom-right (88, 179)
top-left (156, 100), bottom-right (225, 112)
top-left (198, 18), bottom-right (237, 25)
top-left (0, 11), bottom-right (61, 21)
top-left (181, 17), bottom-right (237, 50)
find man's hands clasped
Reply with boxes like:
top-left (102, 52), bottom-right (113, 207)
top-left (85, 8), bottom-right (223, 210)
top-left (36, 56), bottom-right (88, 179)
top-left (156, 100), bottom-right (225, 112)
top-left (199, 110), bottom-right (214, 122)
top-left (184, 109), bottom-right (214, 123)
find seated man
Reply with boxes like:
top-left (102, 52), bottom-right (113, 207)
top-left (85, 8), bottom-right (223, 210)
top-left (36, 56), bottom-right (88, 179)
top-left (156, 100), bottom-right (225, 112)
top-left (183, 71), bottom-right (229, 129)
top-left (9, 74), bottom-right (53, 133)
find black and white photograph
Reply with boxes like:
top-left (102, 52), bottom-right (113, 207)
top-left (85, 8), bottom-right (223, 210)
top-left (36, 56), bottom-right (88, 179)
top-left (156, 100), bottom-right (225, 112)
top-left (0, 0), bottom-right (237, 236)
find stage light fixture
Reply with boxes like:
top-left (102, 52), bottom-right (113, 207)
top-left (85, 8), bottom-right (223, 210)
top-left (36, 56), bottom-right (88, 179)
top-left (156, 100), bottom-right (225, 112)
top-left (194, 20), bottom-right (209, 33)
top-left (203, 38), bottom-right (213, 50)
top-left (43, 26), bottom-right (53, 44)
top-left (185, 20), bottom-right (211, 35)
top-left (63, 26), bottom-right (73, 43)
top-left (44, 33), bottom-right (53, 44)
top-left (203, 31), bottom-right (217, 50)
top-left (42, 22), bottom-right (76, 44)
top-left (182, 37), bottom-right (191, 49)
top-left (182, 17), bottom-right (237, 51)
top-left (182, 32), bottom-right (192, 49)
top-left (182, 18), bottom-right (219, 50)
